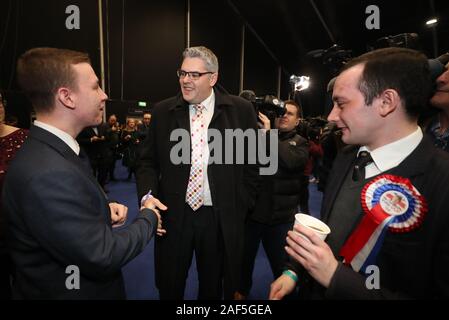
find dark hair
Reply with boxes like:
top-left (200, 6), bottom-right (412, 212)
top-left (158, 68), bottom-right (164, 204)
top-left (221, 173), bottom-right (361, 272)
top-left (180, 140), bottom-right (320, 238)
top-left (284, 100), bottom-right (302, 118)
top-left (342, 47), bottom-right (431, 119)
top-left (17, 47), bottom-right (90, 113)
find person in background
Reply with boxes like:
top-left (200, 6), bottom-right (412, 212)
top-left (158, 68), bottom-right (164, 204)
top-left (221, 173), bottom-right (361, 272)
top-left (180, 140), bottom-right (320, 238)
top-left (236, 100), bottom-right (308, 299)
top-left (77, 122), bottom-right (111, 191)
top-left (106, 114), bottom-right (121, 181)
top-left (121, 118), bottom-right (140, 180)
top-left (0, 91), bottom-right (28, 300)
top-left (426, 60), bottom-right (449, 151)
top-left (137, 112), bottom-right (151, 142)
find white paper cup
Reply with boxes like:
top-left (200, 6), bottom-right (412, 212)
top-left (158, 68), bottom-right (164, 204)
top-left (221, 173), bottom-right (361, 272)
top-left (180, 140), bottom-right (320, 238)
top-left (294, 213), bottom-right (331, 241)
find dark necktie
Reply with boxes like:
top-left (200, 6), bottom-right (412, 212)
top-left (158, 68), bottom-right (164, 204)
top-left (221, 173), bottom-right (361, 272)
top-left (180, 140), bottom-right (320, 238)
top-left (352, 151), bottom-right (373, 181)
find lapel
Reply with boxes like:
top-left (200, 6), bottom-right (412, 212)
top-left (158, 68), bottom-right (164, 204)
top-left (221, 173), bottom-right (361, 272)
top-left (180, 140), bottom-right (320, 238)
top-left (210, 86), bottom-right (232, 127)
top-left (170, 94), bottom-right (190, 131)
top-left (321, 145), bottom-right (358, 222)
top-left (30, 125), bottom-right (107, 198)
top-left (321, 137), bottom-right (433, 222)
top-left (169, 87), bottom-right (233, 131)
top-left (387, 136), bottom-right (430, 178)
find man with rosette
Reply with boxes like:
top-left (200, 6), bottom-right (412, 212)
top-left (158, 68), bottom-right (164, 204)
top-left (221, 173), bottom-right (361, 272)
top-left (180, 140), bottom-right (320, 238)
top-left (270, 47), bottom-right (449, 299)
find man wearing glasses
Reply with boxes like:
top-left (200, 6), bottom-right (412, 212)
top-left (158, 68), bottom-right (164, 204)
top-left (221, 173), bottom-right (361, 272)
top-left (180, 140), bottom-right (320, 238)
top-left (136, 46), bottom-right (259, 299)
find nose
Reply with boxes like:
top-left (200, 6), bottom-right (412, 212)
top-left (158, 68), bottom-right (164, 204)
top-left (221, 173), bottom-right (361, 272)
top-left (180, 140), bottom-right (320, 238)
top-left (437, 70), bottom-right (449, 86)
top-left (327, 105), bottom-right (340, 123)
top-left (181, 75), bottom-right (192, 84)
top-left (100, 87), bottom-right (108, 101)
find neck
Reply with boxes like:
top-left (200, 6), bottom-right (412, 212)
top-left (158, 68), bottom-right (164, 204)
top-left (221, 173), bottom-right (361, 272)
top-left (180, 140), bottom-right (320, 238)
top-left (367, 122), bottom-right (417, 151)
top-left (36, 114), bottom-right (81, 138)
top-left (439, 111), bottom-right (449, 133)
top-left (0, 124), bottom-right (19, 138)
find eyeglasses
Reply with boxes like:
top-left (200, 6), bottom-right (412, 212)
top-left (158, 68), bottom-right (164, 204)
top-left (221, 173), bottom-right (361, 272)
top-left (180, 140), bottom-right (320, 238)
top-left (177, 69), bottom-right (213, 80)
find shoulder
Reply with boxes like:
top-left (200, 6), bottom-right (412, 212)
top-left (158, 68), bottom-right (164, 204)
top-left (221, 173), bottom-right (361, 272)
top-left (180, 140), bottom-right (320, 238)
top-left (293, 134), bottom-right (308, 145)
top-left (152, 96), bottom-right (180, 113)
top-left (225, 94), bottom-right (254, 111)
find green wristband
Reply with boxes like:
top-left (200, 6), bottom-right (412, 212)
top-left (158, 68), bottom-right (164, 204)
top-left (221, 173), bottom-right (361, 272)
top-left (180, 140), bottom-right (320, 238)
top-left (282, 270), bottom-right (298, 283)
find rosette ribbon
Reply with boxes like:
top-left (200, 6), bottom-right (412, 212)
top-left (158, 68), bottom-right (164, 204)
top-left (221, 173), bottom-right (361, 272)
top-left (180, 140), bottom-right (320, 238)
top-left (339, 174), bottom-right (427, 274)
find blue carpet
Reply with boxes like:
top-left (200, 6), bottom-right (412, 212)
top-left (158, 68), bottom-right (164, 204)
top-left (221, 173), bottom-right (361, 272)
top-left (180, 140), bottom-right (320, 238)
top-left (109, 164), bottom-right (322, 299)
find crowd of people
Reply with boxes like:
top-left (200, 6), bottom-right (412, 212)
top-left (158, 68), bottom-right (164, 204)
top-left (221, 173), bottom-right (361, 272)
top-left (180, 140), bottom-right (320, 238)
top-left (1, 43), bottom-right (449, 300)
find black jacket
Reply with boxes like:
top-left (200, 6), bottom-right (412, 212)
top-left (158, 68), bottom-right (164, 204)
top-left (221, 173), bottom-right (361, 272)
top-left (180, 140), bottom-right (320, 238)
top-left (290, 137), bottom-right (449, 299)
top-left (250, 130), bottom-right (309, 225)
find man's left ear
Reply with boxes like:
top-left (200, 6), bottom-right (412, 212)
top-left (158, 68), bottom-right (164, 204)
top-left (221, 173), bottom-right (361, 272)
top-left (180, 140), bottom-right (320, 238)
top-left (378, 89), bottom-right (399, 117)
top-left (57, 87), bottom-right (76, 110)
top-left (210, 73), bottom-right (218, 87)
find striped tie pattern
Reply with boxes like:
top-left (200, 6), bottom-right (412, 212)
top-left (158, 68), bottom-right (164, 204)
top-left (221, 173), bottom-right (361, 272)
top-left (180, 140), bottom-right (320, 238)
top-left (186, 104), bottom-right (206, 210)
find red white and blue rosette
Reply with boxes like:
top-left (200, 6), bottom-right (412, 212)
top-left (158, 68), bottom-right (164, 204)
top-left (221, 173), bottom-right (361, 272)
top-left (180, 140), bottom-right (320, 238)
top-left (339, 174), bottom-right (427, 274)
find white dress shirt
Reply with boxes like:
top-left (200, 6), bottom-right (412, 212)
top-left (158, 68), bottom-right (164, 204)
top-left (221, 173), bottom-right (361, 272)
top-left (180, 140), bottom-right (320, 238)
top-left (189, 90), bottom-right (215, 206)
top-left (359, 127), bottom-right (423, 179)
top-left (34, 120), bottom-right (81, 155)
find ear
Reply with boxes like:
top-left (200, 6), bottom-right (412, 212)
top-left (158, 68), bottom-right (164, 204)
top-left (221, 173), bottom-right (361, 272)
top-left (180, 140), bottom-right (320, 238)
top-left (209, 72), bottom-right (218, 87)
top-left (295, 118), bottom-right (300, 127)
top-left (378, 89), bottom-right (400, 117)
top-left (56, 87), bottom-right (75, 110)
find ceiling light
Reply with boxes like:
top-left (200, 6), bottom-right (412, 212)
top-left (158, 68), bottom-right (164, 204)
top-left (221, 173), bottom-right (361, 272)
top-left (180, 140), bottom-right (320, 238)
top-left (426, 18), bottom-right (438, 26)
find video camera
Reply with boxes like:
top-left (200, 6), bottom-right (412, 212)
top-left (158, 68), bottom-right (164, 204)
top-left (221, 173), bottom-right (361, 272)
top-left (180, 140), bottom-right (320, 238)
top-left (307, 44), bottom-right (352, 76)
top-left (297, 117), bottom-right (328, 142)
top-left (369, 33), bottom-right (448, 80)
top-left (239, 90), bottom-right (286, 120)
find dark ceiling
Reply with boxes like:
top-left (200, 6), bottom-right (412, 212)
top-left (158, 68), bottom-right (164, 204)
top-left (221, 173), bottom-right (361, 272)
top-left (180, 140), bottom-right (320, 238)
top-left (232, 0), bottom-right (449, 75)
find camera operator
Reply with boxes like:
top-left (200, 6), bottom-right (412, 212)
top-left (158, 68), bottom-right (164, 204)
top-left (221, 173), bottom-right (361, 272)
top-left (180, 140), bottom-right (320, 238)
top-left (296, 117), bottom-right (325, 213)
top-left (425, 58), bottom-right (449, 151)
top-left (236, 100), bottom-right (308, 299)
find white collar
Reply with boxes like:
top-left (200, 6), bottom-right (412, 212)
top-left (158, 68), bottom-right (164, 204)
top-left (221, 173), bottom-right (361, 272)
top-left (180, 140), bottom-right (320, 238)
top-left (191, 90), bottom-right (215, 111)
top-left (34, 120), bottom-right (81, 155)
top-left (359, 127), bottom-right (422, 173)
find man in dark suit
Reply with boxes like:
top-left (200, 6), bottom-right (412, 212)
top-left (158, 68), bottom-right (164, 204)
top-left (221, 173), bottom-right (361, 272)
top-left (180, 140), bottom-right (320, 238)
top-left (136, 46), bottom-right (258, 299)
top-left (137, 112), bottom-right (151, 141)
top-left (270, 47), bottom-right (449, 299)
top-left (2, 47), bottom-right (162, 299)
top-left (77, 123), bottom-right (111, 190)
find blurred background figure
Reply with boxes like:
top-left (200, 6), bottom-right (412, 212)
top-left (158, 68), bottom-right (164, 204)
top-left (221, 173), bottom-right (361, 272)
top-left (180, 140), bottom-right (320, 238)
top-left (426, 59), bottom-right (449, 151)
top-left (0, 91), bottom-right (28, 300)
top-left (237, 100), bottom-right (308, 299)
top-left (106, 114), bottom-right (122, 181)
top-left (137, 112), bottom-right (151, 142)
top-left (77, 122), bottom-right (111, 191)
top-left (121, 118), bottom-right (140, 180)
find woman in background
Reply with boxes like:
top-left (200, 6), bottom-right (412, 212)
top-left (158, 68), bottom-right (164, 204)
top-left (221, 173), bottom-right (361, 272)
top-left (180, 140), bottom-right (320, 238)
top-left (0, 91), bottom-right (28, 299)
top-left (120, 118), bottom-right (140, 180)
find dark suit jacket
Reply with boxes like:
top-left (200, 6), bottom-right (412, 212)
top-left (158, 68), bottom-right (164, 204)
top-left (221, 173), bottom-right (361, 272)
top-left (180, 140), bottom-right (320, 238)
top-left (77, 123), bottom-right (112, 163)
top-left (2, 126), bottom-right (157, 299)
top-left (316, 136), bottom-right (449, 299)
top-left (136, 87), bottom-right (259, 294)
